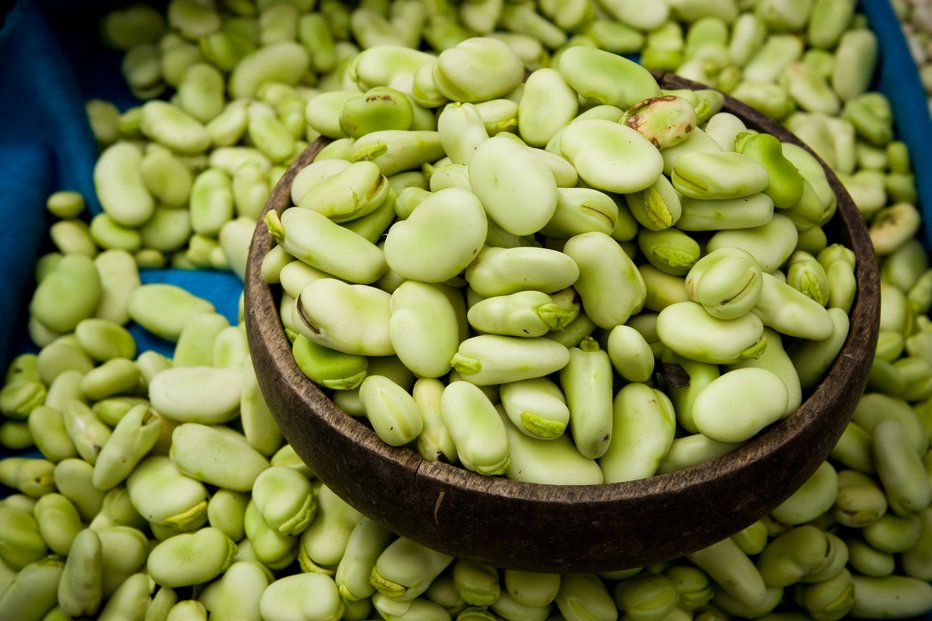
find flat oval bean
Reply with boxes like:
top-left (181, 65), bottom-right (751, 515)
top-left (190, 168), bottom-right (234, 237)
top-left (554, 573), bottom-right (617, 621)
top-left (706, 213), bottom-right (799, 273)
top-left (171, 423), bottom-right (269, 491)
top-left (731, 328), bottom-right (802, 418)
top-left (657, 301), bottom-right (766, 364)
top-left (433, 37), bottom-right (523, 103)
top-left (96, 571), bottom-right (149, 621)
top-left (140, 100), bottom-right (210, 154)
top-left (561, 338), bottom-right (614, 460)
top-left (94, 141), bottom-right (155, 227)
top-left (685, 247), bottom-right (763, 319)
top-left (600, 383), bottom-right (676, 483)
top-left (752, 272), bottom-right (835, 340)
top-left (864, 513), bottom-right (922, 554)
top-left (451, 335), bottom-right (570, 386)
top-left (834, 469), bottom-right (888, 528)
top-left (518, 67), bottom-right (578, 148)
top-left (692, 367), bottom-right (788, 443)
top-left (559, 45), bottom-right (661, 110)
top-left (57, 528), bottom-right (103, 618)
top-left (245, 498), bottom-right (300, 570)
top-left (199, 560), bottom-right (271, 621)
top-left (440, 381), bottom-right (510, 476)
top-left (92, 404), bottom-right (162, 491)
top-left (389, 280), bottom-right (460, 378)
top-left (30, 254), bottom-right (102, 334)
top-left (149, 366), bottom-right (242, 423)
top-left (0, 556), bottom-right (63, 621)
top-left (671, 151), bottom-right (770, 200)
top-left (384, 187), bottom-right (486, 283)
top-left (148, 527), bottom-right (236, 588)
top-left (625, 179), bottom-right (684, 235)
top-left (372, 537), bottom-right (454, 602)
top-left (54, 458), bottom-right (105, 522)
top-left (33, 493), bottom-right (82, 557)
top-left (359, 375), bottom-right (424, 447)
top-left (126, 456), bottom-right (208, 529)
top-left (560, 119), bottom-right (664, 194)
top-left (465, 246), bottom-right (580, 298)
top-left (540, 186), bottom-right (618, 238)
top-left (294, 278), bottom-right (393, 356)
top-left (850, 575), bottom-right (932, 619)
top-left (499, 377), bottom-right (569, 440)
top-left (260, 573), bottom-right (345, 621)
top-left (606, 324), bottom-right (655, 383)
top-left (229, 41), bottom-right (310, 99)
top-left (335, 517), bottom-right (393, 603)
top-left (505, 404), bottom-right (603, 485)
top-left (266, 208), bottom-right (387, 284)
top-left (677, 192), bottom-right (774, 231)
top-left (469, 135), bottom-right (558, 235)
top-left (563, 231), bottom-right (646, 329)
top-left (0, 504), bottom-right (48, 569)
top-left (293, 334), bottom-right (368, 391)
top-left (657, 434), bottom-right (742, 473)
top-left (873, 419), bottom-right (931, 517)
top-left (128, 284), bottom-right (215, 342)
top-left (63, 400), bottom-right (112, 466)
top-left (467, 290), bottom-right (575, 338)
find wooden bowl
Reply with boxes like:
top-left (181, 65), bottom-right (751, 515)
top-left (244, 72), bottom-right (880, 573)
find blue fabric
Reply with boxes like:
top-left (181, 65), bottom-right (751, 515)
top-left (860, 0), bottom-right (932, 249)
top-left (0, 0), bottom-right (244, 372)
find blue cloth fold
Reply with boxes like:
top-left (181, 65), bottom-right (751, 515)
top-left (860, 0), bottom-right (932, 249)
top-left (0, 0), bottom-right (244, 370)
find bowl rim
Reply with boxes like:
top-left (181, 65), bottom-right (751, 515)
top-left (244, 71), bottom-right (880, 572)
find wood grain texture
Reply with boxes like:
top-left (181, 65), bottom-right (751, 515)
top-left (244, 72), bottom-right (879, 573)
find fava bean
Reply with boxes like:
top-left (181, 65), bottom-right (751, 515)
top-left (873, 419), bottom-right (931, 516)
top-left (294, 278), bottom-right (393, 356)
top-left (554, 573), bottom-right (617, 621)
top-left (57, 528), bottom-right (103, 618)
top-left (148, 527), bottom-right (236, 588)
top-left (384, 187), bottom-right (486, 283)
top-left (600, 382), bottom-right (676, 482)
top-left (440, 381), bottom-right (509, 476)
top-left (94, 142), bottom-right (155, 227)
top-left (266, 208), bottom-right (386, 284)
top-left (851, 575), bottom-right (932, 619)
top-left (128, 284), bottom-right (215, 341)
top-left (657, 301), bottom-right (766, 364)
top-left (93, 404), bottom-right (162, 491)
top-left (54, 458), bottom-right (105, 522)
top-left (0, 556), bottom-right (63, 621)
top-left (149, 366), bottom-right (242, 423)
top-left (560, 119), bottom-right (664, 195)
top-left (171, 423), bottom-right (269, 491)
top-left (30, 254), bottom-right (102, 334)
top-left (563, 231), bottom-right (646, 329)
top-left (451, 335), bottom-right (570, 386)
top-left (465, 245), bottom-right (580, 298)
top-left (0, 504), bottom-right (48, 569)
top-left (126, 456), bottom-right (208, 530)
top-left (503, 412), bottom-right (603, 485)
top-left (33, 493), bottom-right (82, 556)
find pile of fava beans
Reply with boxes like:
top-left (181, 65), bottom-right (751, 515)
top-left (0, 1), bottom-right (930, 620)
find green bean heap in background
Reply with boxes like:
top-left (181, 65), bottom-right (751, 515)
top-left (0, 0), bottom-right (931, 620)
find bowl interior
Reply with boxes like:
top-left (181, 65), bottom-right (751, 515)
top-left (244, 71), bottom-right (879, 573)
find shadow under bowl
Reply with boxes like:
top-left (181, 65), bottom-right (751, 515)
top-left (244, 71), bottom-right (880, 573)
